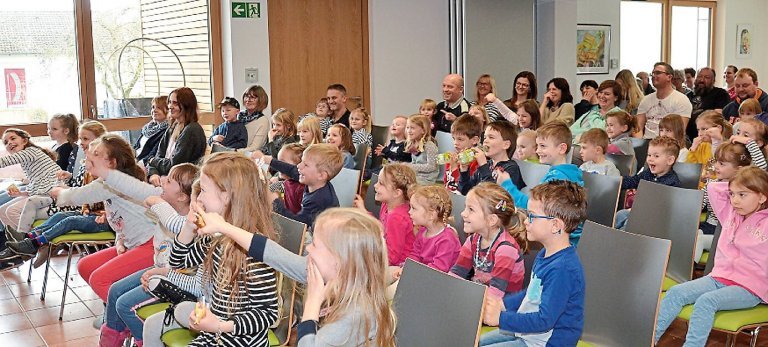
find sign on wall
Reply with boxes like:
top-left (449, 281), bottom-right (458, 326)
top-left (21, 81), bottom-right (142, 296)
top-left (232, 2), bottom-right (260, 18)
top-left (4, 69), bottom-right (26, 107)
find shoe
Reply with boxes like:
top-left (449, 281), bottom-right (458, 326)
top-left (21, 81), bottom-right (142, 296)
top-left (0, 257), bottom-right (24, 272)
top-left (7, 239), bottom-right (38, 257)
top-left (32, 244), bottom-right (50, 269)
top-left (98, 323), bottom-right (130, 347)
top-left (4, 228), bottom-right (27, 243)
top-left (93, 314), bottom-right (104, 329)
top-left (0, 248), bottom-right (19, 261)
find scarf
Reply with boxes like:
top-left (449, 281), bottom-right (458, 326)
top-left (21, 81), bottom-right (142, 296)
top-left (238, 110), bottom-right (264, 124)
top-left (141, 121), bottom-right (168, 139)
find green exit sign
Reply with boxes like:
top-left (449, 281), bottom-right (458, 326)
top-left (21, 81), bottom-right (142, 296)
top-left (232, 2), bottom-right (260, 18)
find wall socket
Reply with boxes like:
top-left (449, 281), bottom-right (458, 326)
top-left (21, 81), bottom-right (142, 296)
top-left (610, 58), bottom-right (619, 69)
top-left (245, 68), bottom-right (258, 83)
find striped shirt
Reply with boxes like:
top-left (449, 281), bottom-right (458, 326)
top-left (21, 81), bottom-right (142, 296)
top-left (151, 202), bottom-right (204, 297)
top-left (170, 235), bottom-right (278, 347)
top-left (351, 129), bottom-right (372, 147)
top-left (0, 146), bottom-right (59, 196)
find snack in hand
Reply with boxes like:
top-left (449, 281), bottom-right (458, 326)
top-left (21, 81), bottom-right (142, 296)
top-left (6, 184), bottom-right (19, 195)
top-left (194, 213), bottom-right (206, 229)
top-left (194, 299), bottom-right (206, 324)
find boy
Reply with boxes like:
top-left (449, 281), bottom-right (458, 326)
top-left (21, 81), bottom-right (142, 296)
top-left (578, 128), bottom-right (621, 176)
top-left (458, 121), bottom-right (525, 195)
top-left (614, 136), bottom-right (682, 229)
top-left (209, 97), bottom-right (248, 149)
top-left (513, 129), bottom-right (539, 163)
top-left (268, 143), bottom-right (307, 215)
top-left (254, 143), bottom-right (342, 227)
top-left (444, 115), bottom-right (483, 193)
top-left (480, 180), bottom-right (587, 347)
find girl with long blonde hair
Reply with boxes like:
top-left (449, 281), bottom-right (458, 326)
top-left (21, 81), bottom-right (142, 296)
top-left (615, 69), bottom-right (645, 115)
top-left (404, 114), bottom-right (439, 184)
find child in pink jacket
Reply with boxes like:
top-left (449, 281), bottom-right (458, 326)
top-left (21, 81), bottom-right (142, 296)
top-left (655, 166), bottom-right (768, 346)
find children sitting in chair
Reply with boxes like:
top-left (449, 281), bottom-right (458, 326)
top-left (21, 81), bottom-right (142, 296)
top-left (578, 128), bottom-right (621, 176)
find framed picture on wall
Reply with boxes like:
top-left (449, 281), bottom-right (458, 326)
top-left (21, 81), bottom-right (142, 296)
top-left (736, 23), bottom-right (753, 58)
top-left (577, 24), bottom-right (611, 74)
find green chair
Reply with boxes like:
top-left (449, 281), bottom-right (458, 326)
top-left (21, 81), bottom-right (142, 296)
top-left (160, 328), bottom-right (198, 347)
top-left (136, 302), bottom-right (172, 320)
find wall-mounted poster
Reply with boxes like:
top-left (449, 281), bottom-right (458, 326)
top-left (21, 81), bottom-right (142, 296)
top-left (577, 24), bottom-right (610, 74)
top-left (737, 23), bottom-right (753, 58)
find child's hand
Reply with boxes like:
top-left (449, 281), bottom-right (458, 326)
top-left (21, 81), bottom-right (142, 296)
top-left (143, 195), bottom-right (164, 208)
top-left (353, 194), bottom-right (366, 210)
top-left (730, 117), bottom-right (741, 125)
top-left (706, 126), bottom-right (723, 141)
top-left (441, 109), bottom-right (457, 122)
top-left (250, 150), bottom-right (265, 161)
top-left (116, 238), bottom-right (126, 255)
top-left (495, 170), bottom-right (511, 185)
top-left (95, 213), bottom-right (107, 224)
top-left (485, 93), bottom-right (498, 103)
top-left (149, 175), bottom-right (162, 187)
top-left (374, 144), bottom-right (385, 156)
top-left (268, 128), bottom-right (279, 141)
top-left (302, 258), bottom-right (327, 322)
top-left (690, 136), bottom-right (704, 150)
top-left (482, 296), bottom-right (504, 327)
top-left (140, 267), bottom-right (170, 291)
top-left (211, 135), bottom-right (224, 143)
top-left (188, 305), bottom-right (218, 332)
top-left (49, 186), bottom-right (64, 199)
top-left (55, 170), bottom-right (72, 181)
top-left (730, 135), bottom-right (751, 145)
top-left (473, 147), bottom-right (488, 166)
top-left (192, 203), bottom-right (229, 236)
top-left (391, 266), bottom-right (403, 280)
top-left (269, 176), bottom-right (279, 184)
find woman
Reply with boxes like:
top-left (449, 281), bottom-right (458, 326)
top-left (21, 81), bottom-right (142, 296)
top-left (238, 85), bottom-right (271, 153)
top-left (473, 74), bottom-right (502, 122)
top-left (539, 77), bottom-right (575, 125)
top-left (134, 95), bottom-right (169, 164)
top-left (724, 65), bottom-right (738, 101)
top-left (146, 87), bottom-right (206, 185)
top-left (503, 71), bottom-right (537, 112)
top-left (615, 69), bottom-right (644, 115)
top-left (570, 80), bottom-right (623, 144)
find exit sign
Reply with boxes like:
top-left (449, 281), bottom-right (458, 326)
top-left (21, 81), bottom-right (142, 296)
top-left (232, 2), bottom-right (260, 18)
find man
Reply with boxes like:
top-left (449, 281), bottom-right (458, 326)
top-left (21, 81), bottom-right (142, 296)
top-left (636, 62), bottom-right (693, 139)
top-left (326, 84), bottom-right (351, 128)
top-left (688, 67), bottom-right (731, 140)
top-left (684, 67), bottom-right (696, 90)
top-left (672, 69), bottom-right (695, 102)
top-left (637, 71), bottom-right (655, 95)
top-left (722, 68), bottom-right (768, 121)
top-left (433, 74), bottom-right (470, 134)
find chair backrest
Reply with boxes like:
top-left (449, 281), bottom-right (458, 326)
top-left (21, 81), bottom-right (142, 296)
top-left (672, 162), bottom-right (703, 190)
top-left (370, 125), bottom-right (390, 171)
top-left (435, 131), bottom-right (453, 182)
top-left (330, 168), bottom-right (362, 207)
top-left (522, 241), bottom-right (542, 288)
top-left (630, 138), bottom-right (650, 173)
top-left (210, 143), bottom-right (235, 153)
top-left (271, 213), bottom-right (307, 254)
top-left (606, 153), bottom-right (635, 176)
top-left (270, 213), bottom-right (307, 344)
top-left (704, 225), bottom-right (723, 276)
top-left (515, 159), bottom-right (550, 194)
top-left (578, 221), bottom-right (671, 347)
top-left (582, 172), bottom-right (622, 227)
top-left (625, 180), bottom-right (703, 284)
top-left (449, 193), bottom-right (467, 244)
top-left (353, 143), bottom-right (369, 171)
top-left (393, 259), bottom-right (486, 347)
top-left (365, 173), bottom-right (381, 219)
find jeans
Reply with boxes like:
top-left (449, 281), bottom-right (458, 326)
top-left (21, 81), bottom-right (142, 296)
top-left (479, 329), bottom-right (528, 346)
top-left (614, 209), bottom-right (630, 230)
top-left (106, 268), bottom-right (154, 341)
top-left (655, 276), bottom-right (761, 346)
top-left (33, 211), bottom-right (110, 243)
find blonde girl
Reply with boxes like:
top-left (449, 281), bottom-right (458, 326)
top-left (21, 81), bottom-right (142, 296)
top-left (451, 182), bottom-right (527, 298)
top-left (659, 114), bottom-right (690, 162)
top-left (327, 124), bottom-right (357, 169)
top-left (262, 108), bottom-right (299, 157)
top-left (49, 113), bottom-right (79, 170)
top-left (615, 69), bottom-right (645, 115)
top-left (404, 114), bottom-right (439, 184)
top-left (350, 108), bottom-right (373, 145)
top-left (171, 152), bottom-right (278, 347)
top-left (297, 116), bottom-right (324, 146)
top-left (688, 111), bottom-right (732, 187)
top-left (315, 97), bottom-right (333, 135)
top-left (604, 110), bottom-right (636, 156)
top-left (469, 104), bottom-right (491, 136)
top-left (404, 184), bottom-right (460, 272)
top-left (374, 115), bottom-right (411, 163)
top-left (198, 207), bottom-right (396, 347)
top-left (731, 118), bottom-right (768, 170)
top-left (513, 129), bottom-right (539, 163)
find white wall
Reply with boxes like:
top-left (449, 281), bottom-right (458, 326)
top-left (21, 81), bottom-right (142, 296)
top-left (714, 0), bottom-right (768, 84)
top-left (536, 0), bottom-right (577, 97)
top-left (575, 0), bottom-right (621, 90)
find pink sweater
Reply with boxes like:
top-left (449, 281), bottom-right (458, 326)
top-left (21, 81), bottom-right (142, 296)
top-left (708, 181), bottom-right (768, 302)
top-left (379, 202), bottom-right (415, 266)
top-left (407, 225), bottom-right (462, 272)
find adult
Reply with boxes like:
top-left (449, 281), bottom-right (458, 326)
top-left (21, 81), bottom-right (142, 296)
top-left (472, 74), bottom-right (502, 121)
top-left (433, 74), bottom-right (470, 133)
top-left (570, 80), bottom-right (623, 144)
top-left (636, 62), bottom-right (693, 139)
top-left (723, 65), bottom-right (738, 100)
top-left (238, 85), bottom-right (271, 153)
top-left (637, 71), bottom-right (655, 96)
top-left (134, 95), bottom-right (168, 164)
top-left (688, 67), bottom-right (731, 140)
top-left (503, 71), bottom-right (538, 112)
top-left (574, 80), bottom-right (598, 121)
top-left (672, 69), bottom-right (695, 102)
top-left (684, 67), bottom-right (696, 90)
top-left (615, 69), bottom-right (645, 115)
top-left (539, 77), bottom-right (575, 125)
top-left (326, 84), bottom-right (351, 128)
top-left (722, 68), bottom-right (768, 122)
top-left (146, 87), bottom-right (206, 185)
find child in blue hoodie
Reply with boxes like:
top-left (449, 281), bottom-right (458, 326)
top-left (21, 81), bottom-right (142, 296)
top-left (497, 122), bottom-right (585, 245)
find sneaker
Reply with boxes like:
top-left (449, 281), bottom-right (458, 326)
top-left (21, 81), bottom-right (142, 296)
top-left (0, 248), bottom-right (19, 261)
top-left (32, 244), bottom-right (50, 269)
top-left (0, 257), bottom-right (24, 272)
top-left (7, 239), bottom-right (38, 257)
top-left (4, 228), bottom-right (27, 243)
top-left (92, 314), bottom-right (104, 330)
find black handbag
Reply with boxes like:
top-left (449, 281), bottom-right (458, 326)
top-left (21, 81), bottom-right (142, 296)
top-left (145, 275), bottom-right (199, 335)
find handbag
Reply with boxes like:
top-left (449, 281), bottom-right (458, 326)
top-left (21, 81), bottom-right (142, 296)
top-left (145, 275), bottom-right (199, 335)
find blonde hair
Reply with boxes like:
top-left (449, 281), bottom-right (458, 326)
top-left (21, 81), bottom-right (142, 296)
top-left (615, 69), bottom-right (644, 113)
top-left (304, 143), bottom-right (344, 180)
top-left (389, 116), bottom-right (408, 142)
top-left (51, 113), bottom-right (79, 143)
top-left (411, 185), bottom-right (453, 225)
top-left (271, 108), bottom-right (298, 137)
top-left (659, 114), bottom-right (687, 149)
top-left (467, 182), bottom-right (527, 252)
top-left (328, 124), bottom-right (356, 155)
top-left (279, 143), bottom-right (306, 165)
top-left (475, 74), bottom-right (497, 104)
top-left (729, 166), bottom-right (768, 210)
top-left (351, 108), bottom-right (372, 133)
top-left (314, 208), bottom-right (396, 347)
top-left (297, 117), bottom-right (324, 145)
top-left (79, 120), bottom-right (107, 138)
top-left (406, 114), bottom-right (432, 152)
top-left (536, 122), bottom-right (572, 154)
top-left (739, 98), bottom-right (763, 115)
top-left (698, 111), bottom-right (733, 139)
top-left (739, 118), bottom-right (768, 146)
top-left (380, 163), bottom-right (417, 200)
top-left (419, 99), bottom-right (437, 111)
top-left (579, 128), bottom-right (610, 154)
top-left (468, 104), bottom-right (490, 127)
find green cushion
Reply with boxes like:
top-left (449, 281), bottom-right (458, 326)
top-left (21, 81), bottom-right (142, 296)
top-left (136, 302), bottom-right (171, 320)
top-left (32, 219), bottom-right (45, 228)
top-left (699, 251), bottom-right (710, 265)
top-left (662, 276), bottom-right (679, 291)
top-left (269, 329), bottom-right (280, 346)
top-left (577, 340), bottom-right (597, 347)
top-left (480, 325), bottom-right (498, 335)
top-left (50, 230), bottom-right (115, 244)
top-left (700, 212), bottom-right (707, 223)
top-left (679, 303), bottom-right (768, 332)
top-left (161, 328), bottom-right (198, 347)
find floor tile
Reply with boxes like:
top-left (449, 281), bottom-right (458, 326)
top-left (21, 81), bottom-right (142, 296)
top-left (0, 327), bottom-right (45, 346)
top-left (8, 277), bottom-right (64, 297)
top-left (0, 298), bottom-right (22, 316)
top-left (48, 334), bottom-right (100, 346)
top-left (71, 286), bottom-right (100, 301)
top-left (17, 290), bottom-right (79, 311)
top-left (26, 302), bottom-right (93, 327)
top-left (82, 299), bottom-right (105, 316)
top-left (0, 287), bottom-right (15, 301)
top-left (0, 312), bottom-right (32, 334)
top-left (37, 317), bottom-right (100, 345)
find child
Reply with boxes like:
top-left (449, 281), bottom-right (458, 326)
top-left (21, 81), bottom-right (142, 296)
top-left (420, 99), bottom-right (439, 136)
top-left (49, 113), bottom-right (79, 170)
top-left (255, 143), bottom-right (342, 227)
top-left (445, 115), bottom-right (483, 192)
top-left (497, 122), bottom-right (585, 245)
top-left (262, 108), bottom-right (299, 157)
top-left (614, 136), bottom-right (682, 229)
top-left (483, 93), bottom-right (520, 125)
top-left (605, 110), bottom-right (636, 157)
top-left (459, 121), bottom-right (525, 195)
top-left (469, 104), bottom-right (491, 133)
top-left (515, 99), bottom-right (541, 130)
top-left (170, 152), bottom-right (278, 347)
top-left (374, 115), bottom-right (411, 163)
top-left (327, 124), bottom-right (357, 169)
top-left (481, 180), bottom-right (587, 347)
top-left (578, 128), bottom-right (621, 176)
top-left (655, 167), bottom-right (768, 346)
top-left (353, 163), bottom-right (416, 266)
top-left (659, 114), bottom-right (690, 162)
top-left (209, 97), bottom-right (248, 150)
top-left (688, 111), bottom-right (732, 188)
top-left (197, 208), bottom-right (396, 346)
top-left (513, 129), bottom-right (539, 163)
top-left (314, 97), bottom-right (333, 135)
top-left (350, 107), bottom-right (373, 148)
top-left (405, 114), bottom-right (439, 184)
top-left (404, 185), bottom-right (460, 272)
top-left (451, 182), bottom-right (527, 298)
top-left (731, 118), bottom-right (768, 170)
top-left (272, 143), bottom-right (307, 214)
top-left (297, 116), bottom-right (324, 146)
top-left (732, 97), bottom-right (762, 133)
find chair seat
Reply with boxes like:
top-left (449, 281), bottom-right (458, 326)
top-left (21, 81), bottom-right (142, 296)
top-left (269, 329), bottom-right (280, 346)
top-left (32, 219), bottom-right (45, 228)
top-left (577, 340), bottom-right (597, 347)
top-left (50, 231), bottom-right (116, 244)
top-left (481, 325), bottom-right (498, 335)
top-left (136, 302), bottom-right (171, 320)
top-left (699, 251), bottom-right (710, 265)
top-left (662, 276), bottom-right (679, 291)
top-left (161, 328), bottom-right (198, 347)
top-left (678, 303), bottom-right (768, 333)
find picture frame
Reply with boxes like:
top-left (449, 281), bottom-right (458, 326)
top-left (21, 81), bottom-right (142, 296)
top-left (577, 24), bottom-right (611, 74)
top-left (736, 23), bottom-right (753, 58)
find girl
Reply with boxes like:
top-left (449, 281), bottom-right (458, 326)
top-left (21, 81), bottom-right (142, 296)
top-left (570, 80), bottom-right (624, 144)
top-left (135, 96), bottom-right (169, 164)
top-left (49, 113), bottom-right (79, 170)
top-left (171, 152), bottom-right (279, 347)
top-left (198, 207), bottom-right (396, 346)
top-left (374, 115), bottom-right (411, 164)
top-left (605, 110), bottom-right (637, 157)
top-left (659, 114), bottom-right (690, 162)
top-left (540, 77), bottom-right (575, 125)
top-left (655, 167), bottom-right (768, 346)
top-left (314, 97), bottom-right (333, 135)
top-left (615, 69), bottom-right (645, 115)
top-left (238, 85), bottom-right (272, 153)
top-left (404, 184), bottom-right (460, 272)
top-left (327, 124), bottom-right (357, 169)
top-left (297, 116), bottom-right (324, 146)
top-left (469, 105), bottom-right (491, 132)
top-left (731, 118), bottom-right (768, 170)
top-left (450, 182), bottom-right (527, 298)
top-left (350, 107), bottom-right (373, 148)
top-left (733, 98), bottom-right (762, 133)
top-left (513, 129), bottom-right (539, 163)
top-left (262, 108), bottom-right (299, 157)
top-left (688, 111), bottom-right (732, 188)
top-left (353, 163), bottom-right (417, 266)
top-left (503, 71), bottom-right (538, 112)
top-left (404, 114), bottom-right (439, 184)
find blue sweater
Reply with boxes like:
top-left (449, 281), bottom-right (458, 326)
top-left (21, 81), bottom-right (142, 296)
top-left (621, 168), bottom-right (680, 190)
top-left (209, 121), bottom-right (248, 149)
top-left (499, 247), bottom-right (585, 347)
top-left (270, 159), bottom-right (339, 227)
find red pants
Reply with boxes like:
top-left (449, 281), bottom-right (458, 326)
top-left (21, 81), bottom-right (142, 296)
top-left (77, 239), bottom-right (155, 301)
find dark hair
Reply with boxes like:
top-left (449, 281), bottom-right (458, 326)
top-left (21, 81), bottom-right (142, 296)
top-left (654, 62), bottom-right (674, 75)
top-left (580, 80), bottom-right (598, 91)
top-left (169, 87), bottom-right (199, 124)
top-left (95, 134), bottom-right (146, 181)
top-left (684, 68), bottom-right (696, 77)
top-left (327, 84), bottom-right (347, 95)
top-left (510, 71), bottom-right (538, 106)
top-left (726, 65), bottom-right (738, 74)
top-left (2, 128), bottom-right (57, 161)
top-left (529, 180), bottom-right (587, 233)
top-left (451, 114), bottom-right (483, 139)
top-left (518, 99), bottom-right (542, 130)
top-left (545, 78), bottom-right (573, 107)
top-left (598, 80), bottom-right (624, 105)
top-left (486, 121), bottom-right (518, 157)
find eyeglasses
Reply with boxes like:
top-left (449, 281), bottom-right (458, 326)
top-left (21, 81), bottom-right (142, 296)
top-left (652, 70), bottom-right (670, 76)
top-left (527, 211), bottom-right (555, 224)
top-left (243, 94), bottom-right (258, 100)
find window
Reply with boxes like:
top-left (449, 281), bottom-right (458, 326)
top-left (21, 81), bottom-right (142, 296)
top-left (620, 2), bottom-right (663, 75)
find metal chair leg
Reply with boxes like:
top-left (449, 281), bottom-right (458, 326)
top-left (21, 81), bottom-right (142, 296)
top-left (26, 256), bottom-right (33, 283)
top-left (40, 243), bottom-right (55, 301)
top-left (58, 244), bottom-right (75, 320)
top-left (749, 327), bottom-right (761, 347)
